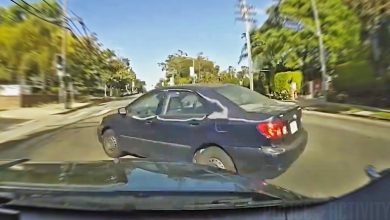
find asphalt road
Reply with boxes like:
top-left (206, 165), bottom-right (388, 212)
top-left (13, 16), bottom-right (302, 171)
top-left (0, 103), bottom-right (389, 198)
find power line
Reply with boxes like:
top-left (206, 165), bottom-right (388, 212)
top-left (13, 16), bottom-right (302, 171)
top-left (11, 0), bottom-right (102, 60)
top-left (9, 0), bottom-right (65, 28)
top-left (41, 0), bottom-right (58, 11)
top-left (3, 14), bottom-right (20, 23)
top-left (55, 0), bottom-right (99, 58)
top-left (69, 9), bottom-right (81, 20)
top-left (68, 9), bottom-right (91, 36)
top-left (68, 28), bottom-right (101, 58)
top-left (67, 18), bottom-right (84, 38)
top-left (19, 0), bottom-right (43, 14)
top-left (13, 1), bottom-right (95, 58)
top-left (57, 0), bottom-right (92, 37)
top-left (59, 5), bottom-right (101, 57)
top-left (69, 29), bottom-right (96, 55)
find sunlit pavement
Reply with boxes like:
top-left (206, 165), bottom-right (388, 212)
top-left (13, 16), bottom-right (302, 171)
top-left (270, 114), bottom-right (390, 198)
top-left (0, 107), bottom-right (389, 199)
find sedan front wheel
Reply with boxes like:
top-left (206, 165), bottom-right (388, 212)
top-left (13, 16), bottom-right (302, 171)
top-left (102, 129), bottom-right (125, 158)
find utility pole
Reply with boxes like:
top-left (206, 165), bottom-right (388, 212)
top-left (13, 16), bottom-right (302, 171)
top-left (236, 0), bottom-right (256, 90)
top-left (61, 0), bottom-right (73, 109)
top-left (56, 54), bottom-right (64, 103)
top-left (310, 0), bottom-right (327, 100)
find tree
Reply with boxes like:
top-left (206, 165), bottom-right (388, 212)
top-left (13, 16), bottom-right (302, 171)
top-left (343, 0), bottom-right (389, 41)
top-left (159, 50), bottom-right (220, 85)
top-left (343, 0), bottom-right (389, 77)
top-left (0, 1), bottom-right (142, 96)
top-left (249, 0), bottom-right (361, 83)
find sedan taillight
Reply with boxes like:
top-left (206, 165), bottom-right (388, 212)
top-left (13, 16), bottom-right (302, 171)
top-left (256, 120), bottom-right (287, 140)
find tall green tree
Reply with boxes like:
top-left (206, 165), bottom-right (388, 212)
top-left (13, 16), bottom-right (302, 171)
top-left (249, 0), bottom-right (361, 82)
top-left (158, 50), bottom-right (220, 84)
top-left (0, 1), bottom-right (141, 96)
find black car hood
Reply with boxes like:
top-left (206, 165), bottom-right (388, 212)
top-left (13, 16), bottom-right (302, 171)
top-left (0, 159), bottom-right (312, 210)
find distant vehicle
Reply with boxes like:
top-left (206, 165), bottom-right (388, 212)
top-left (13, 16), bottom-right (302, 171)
top-left (120, 92), bottom-right (133, 97)
top-left (121, 90), bottom-right (142, 97)
top-left (98, 84), bottom-right (307, 178)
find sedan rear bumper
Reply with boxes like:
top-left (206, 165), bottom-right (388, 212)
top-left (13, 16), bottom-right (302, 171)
top-left (227, 129), bottom-right (308, 180)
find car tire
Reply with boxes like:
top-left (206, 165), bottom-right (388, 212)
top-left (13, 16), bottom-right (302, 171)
top-left (102, 129), bottom-right (125, 158)
top-left (193, 146), bottom-right (237, 173)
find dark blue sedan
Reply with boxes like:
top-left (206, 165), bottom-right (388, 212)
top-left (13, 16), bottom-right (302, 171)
top-left (97, 84), bottom-right (307, 178)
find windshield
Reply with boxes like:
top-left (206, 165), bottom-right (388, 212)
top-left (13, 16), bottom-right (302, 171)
top-left (0, 0), bottom-right (389, 213)
top-left (216, 85), bottom-right (279, 111)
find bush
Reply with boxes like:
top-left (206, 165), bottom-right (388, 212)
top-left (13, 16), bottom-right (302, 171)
top-left (273, 71), bottom-right (303, 93)
top-left (48, 87), bottom-right (59, 94)
top-left (333, 60), bottom-right (385, 96)
top-left (270, 90), bottom-right (290, 100)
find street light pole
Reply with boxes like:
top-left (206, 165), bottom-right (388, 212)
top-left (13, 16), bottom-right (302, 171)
top-left (310, 0), bottom-right (327, 100)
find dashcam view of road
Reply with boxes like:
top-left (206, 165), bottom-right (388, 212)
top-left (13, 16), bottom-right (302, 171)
top-left (1, 97), bottom-right (390, 198)
top-left (0, 0), bottom-right (389, 217)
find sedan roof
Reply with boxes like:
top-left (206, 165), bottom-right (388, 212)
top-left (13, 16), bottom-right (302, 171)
top-left (156, 84), bottom-right (227, 92)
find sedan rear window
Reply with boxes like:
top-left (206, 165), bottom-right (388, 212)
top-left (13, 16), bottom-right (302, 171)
top-left (215, 85), bottom-right (278, 111)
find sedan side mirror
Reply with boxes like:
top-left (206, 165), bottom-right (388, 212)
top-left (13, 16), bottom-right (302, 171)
top-left (118, 107), bottom-right (127, 115)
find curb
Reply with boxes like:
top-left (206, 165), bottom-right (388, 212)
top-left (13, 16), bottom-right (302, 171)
top-left (0, 106), bottom-right (106, 148)
top-left (303, 110), bottom-right (390, 127)
top-left (54, 102), bottom-right (95, 115)
top-left (0, 96), bottom-right (138, 147)
top-left (52, 95), bottom-right (139, 115)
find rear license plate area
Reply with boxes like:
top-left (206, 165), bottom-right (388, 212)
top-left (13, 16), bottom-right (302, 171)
top-left (289, 121), bottom-right (298, 134)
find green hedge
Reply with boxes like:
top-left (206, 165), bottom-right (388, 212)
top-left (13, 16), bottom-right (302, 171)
top-left (273, 71), bottom-right (303, 93)
top-left (333, 60), bottom-right (385, 96)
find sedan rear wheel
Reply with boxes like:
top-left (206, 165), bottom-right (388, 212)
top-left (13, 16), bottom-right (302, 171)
top-left (193, 146), bottom-right (237, 173)
top-left (102, 129), bottom-right (125, 158)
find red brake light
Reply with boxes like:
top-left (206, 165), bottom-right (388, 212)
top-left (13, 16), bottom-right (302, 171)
top-left (256, 120), bottom-right (286, 140)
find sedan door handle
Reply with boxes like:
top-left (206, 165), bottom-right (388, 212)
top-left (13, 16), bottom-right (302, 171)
top-left (188, 121), bottom-right (200, 126)
top-left (145, 120), bottom-right (153, 125)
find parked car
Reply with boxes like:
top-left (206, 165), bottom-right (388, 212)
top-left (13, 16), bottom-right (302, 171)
top-left (120, 91), bottom-right (133, 97)
top-left (97, 84), bottom-right (307, 178)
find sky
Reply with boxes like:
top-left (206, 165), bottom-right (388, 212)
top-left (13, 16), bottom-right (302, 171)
top-left (1, 0), bottom-right (273, 89)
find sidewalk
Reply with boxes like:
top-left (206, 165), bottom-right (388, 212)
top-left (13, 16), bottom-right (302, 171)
top-left (0, 102), bottom-right (93, 144)
top-left (0, 96), bottom-right (139, 145)
top-left (297, 98), bottom-right (390, 121)
top-left (0, 102), bottom-right (91, 120)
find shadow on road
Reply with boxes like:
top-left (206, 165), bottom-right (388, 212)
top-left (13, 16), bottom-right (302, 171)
top-left (0, 126), bottom-right (61, 154)
top-left (0, 116), bottom-right (101, 154)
